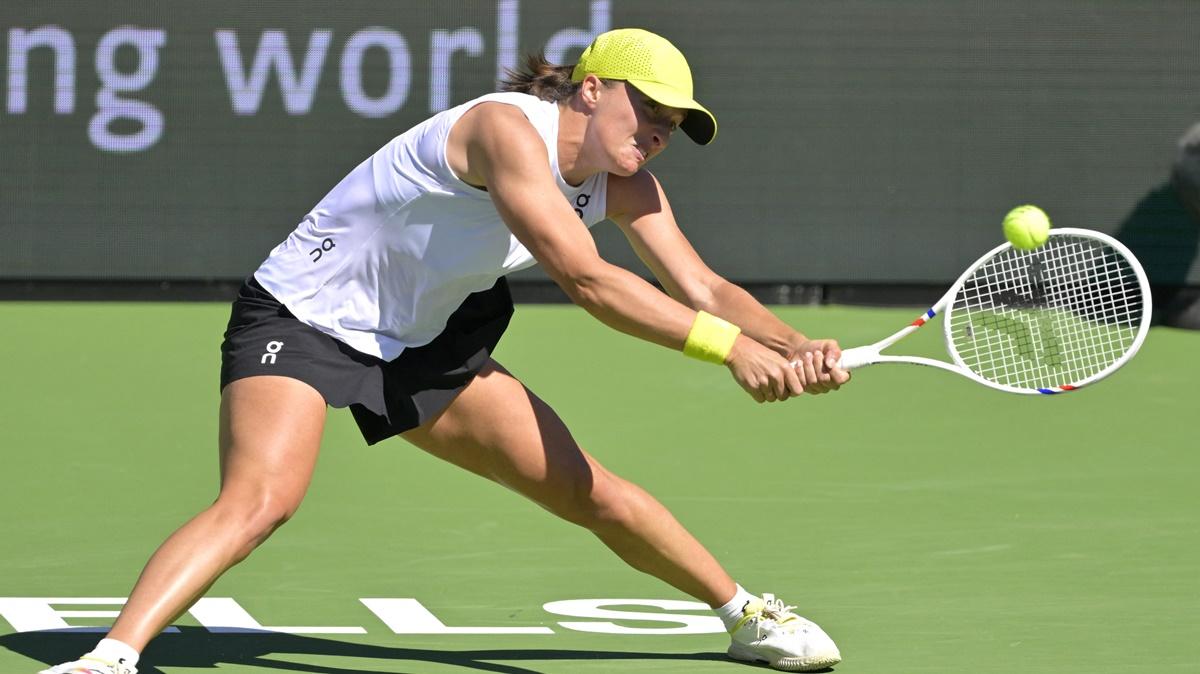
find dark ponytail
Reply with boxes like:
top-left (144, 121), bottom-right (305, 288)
top-left (499, 53), bottom-right (580, 102)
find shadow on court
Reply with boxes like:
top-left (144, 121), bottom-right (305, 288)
top-left (0, 627), bottom-right (760, 674)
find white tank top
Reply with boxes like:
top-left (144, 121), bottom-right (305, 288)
top-left (253, 92), bottom-right (609, 361)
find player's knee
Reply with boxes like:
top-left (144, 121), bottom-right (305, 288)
top-left (213, 490), bottom-right (301, 548)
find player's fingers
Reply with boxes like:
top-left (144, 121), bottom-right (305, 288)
top-left (768, 369), bottom-right (788, 401)
top-left (788, 359), bottom-right (806, 388)
top-left (809, 350), bottom-right (834, 393)
top-left (823, 347), bottom-right (842, 371)
top-left (784, 364), bottom-right (804, 397)
top-left (818, 345), bottom-right (842, 389)
top-left (801, 352), bottom-right (824, 394)
top-left (772, 368), bottom-right (790, 401)
top-left (787, 359), bottom-right (804, 390)
top-left (821, 356), bottom-right (845, 390)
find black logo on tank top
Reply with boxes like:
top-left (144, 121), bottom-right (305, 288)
top-left (309, 238), bottom-right (336, 262)
top-left (573, 193), bottom-right (591, 219)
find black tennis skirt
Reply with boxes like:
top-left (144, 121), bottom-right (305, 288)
top-left (219, 275), bottom-right (513, 445)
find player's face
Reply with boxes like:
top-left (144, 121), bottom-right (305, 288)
top-left (593, 82), bottom-right (686, 175)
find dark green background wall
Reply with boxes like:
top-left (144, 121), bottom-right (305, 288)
top-left (2, 1), bottom-right (1198, 284)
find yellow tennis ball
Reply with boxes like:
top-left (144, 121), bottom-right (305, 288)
top-left (1002, 205), bottom-right (1051, 250)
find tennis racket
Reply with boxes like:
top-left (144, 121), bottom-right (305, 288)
top-left (832, 228), bottom-right (1151, 394)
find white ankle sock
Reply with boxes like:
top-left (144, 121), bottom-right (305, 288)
top-left (714, 584), bottom-right (757, 631)
top-left (90, 638), bottom-right (140, 667)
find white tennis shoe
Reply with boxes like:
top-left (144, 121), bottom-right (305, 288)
top-left (37, 655), bottom-right (137, 674)
top-left (727, 594), bottom-right (842, 671)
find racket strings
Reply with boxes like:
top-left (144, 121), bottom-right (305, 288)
top-left (948, 235), bottom-right (1144, 389)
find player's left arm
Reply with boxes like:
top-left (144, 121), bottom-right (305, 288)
top-left (608, 170), bottom-right (849, 392)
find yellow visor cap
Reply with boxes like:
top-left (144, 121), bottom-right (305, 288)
top-left (571, 28), bottom-right (717, 145)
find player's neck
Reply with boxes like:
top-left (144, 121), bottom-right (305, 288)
top-left (556, 101), bottom-right (597, 187)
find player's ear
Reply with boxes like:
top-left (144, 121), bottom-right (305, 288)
top-left (578, 74), bottom-right (604, 110)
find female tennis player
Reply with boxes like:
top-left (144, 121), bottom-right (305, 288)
top-left (44, 28), bottom-right (850, 674)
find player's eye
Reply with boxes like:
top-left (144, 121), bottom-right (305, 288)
top-left (643, 101), bottom-right (677, 130)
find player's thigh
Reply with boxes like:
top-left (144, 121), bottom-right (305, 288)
top-left (402, 360), bottom-right (601, 512)
top-left (218, 375), bottom-right (327, 511)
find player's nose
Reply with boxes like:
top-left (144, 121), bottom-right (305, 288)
top-left (646, 125), bottom-right (670, 152)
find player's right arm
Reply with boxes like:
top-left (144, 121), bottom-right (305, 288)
top-left (448, 103), bottom-right (801, 402)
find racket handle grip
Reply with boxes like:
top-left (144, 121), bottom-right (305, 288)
top-left (836, 347), bottom-right (874, 371)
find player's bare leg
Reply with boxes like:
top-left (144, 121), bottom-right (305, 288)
top-left (402, 359), bottom-right (736, 607)
top-left (403, 359), bottom-right (841, 671)
top-left (105, 376), bottom-right (326, 650)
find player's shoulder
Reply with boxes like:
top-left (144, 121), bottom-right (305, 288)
top-left (449, 98), bottom-right (551, 186)
top-left (456, 99), bottom-right (541, 145)
top-left (607, 169), bottom-right (665, 222)
top-left (608, 168), bottom-right (659, 190)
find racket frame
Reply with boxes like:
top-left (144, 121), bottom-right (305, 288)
top-left (836, 228), bottom-right (1152, 394)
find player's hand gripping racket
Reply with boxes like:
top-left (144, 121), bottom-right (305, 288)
top-left (834, 228), bottom-right (1151, 394)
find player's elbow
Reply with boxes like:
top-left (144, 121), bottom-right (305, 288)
top-left (550, 258), bottom-right (613, 311)
top-left (677, 274), bottom-right (723, 313)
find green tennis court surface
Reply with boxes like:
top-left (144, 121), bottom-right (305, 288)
top-left (2, 303), bottom-right (1196, 673)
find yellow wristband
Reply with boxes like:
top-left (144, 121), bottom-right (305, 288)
top-left (683, 311), bottom-right (742, 364)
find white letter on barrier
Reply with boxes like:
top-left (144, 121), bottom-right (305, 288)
top-left (216, 29), bottom-right (331, 115)
top-left (429, 28), bottom-right (483, 113)
top-left (89, 27), bottom-right (166, 153)
top-left (544, 1), bottom-right (611, 65)
top-left (495, 0), bottom-right (518, 87)
top-left (340, 28), bottom-right (410, 118)
top-left (7, 26), bottom-right (76, 114)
